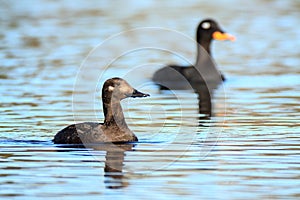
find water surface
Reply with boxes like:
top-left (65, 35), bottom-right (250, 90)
top-left (1, 0), bottom-right (300, 199)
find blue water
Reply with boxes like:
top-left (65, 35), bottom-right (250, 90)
top-left (1, 0), bottom-right (300, 199)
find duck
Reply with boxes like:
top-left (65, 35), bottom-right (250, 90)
top-left (152, 19), bottom-right (235, 90)
top-left (53, 77), bottom-right (150, 144)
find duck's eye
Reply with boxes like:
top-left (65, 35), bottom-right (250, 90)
top-left (202, 22), bottom-right (211, 29)
top-left (108, 86), bottom-right (114, 91)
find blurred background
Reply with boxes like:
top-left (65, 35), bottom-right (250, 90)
top-left (0, 0), bottom-right (300, 199)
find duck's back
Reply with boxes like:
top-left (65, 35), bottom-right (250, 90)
top-left (152, 65), bottom-right (195, 90)
top-left (53, 122), bottom-right (102, 144)
top-left (53, 122), bottom-right (138, 144)
top-left (152, 56), bottom-right (223, 90)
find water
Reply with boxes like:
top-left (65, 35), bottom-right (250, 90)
top-left (1, 0), bottom-right (300, 199)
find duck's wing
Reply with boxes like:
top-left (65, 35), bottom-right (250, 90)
top-left (152, 65), bottom-right (196, 90)
top-left (53, 122), bottom-right (102, 144)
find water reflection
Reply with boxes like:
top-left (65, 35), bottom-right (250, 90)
top-left (1, 0), bottom-right (300, 199)
top-left (102, 143), bottom-right (133, 189)
top-left (57, 143), bottom-right (134, 189)
top-left (195, 84), bottom-right (212, 120)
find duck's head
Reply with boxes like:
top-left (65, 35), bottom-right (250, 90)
top-left (102, 77), bottom-right (150, 101)
top-left (197, 19), bottom-right (236, 43)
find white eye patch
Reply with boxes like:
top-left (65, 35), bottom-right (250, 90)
top-left (108, 86), bottom-right (114, 91)
top-left (202, 22), bottom-right (211, 29)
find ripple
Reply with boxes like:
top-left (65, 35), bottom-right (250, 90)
top-left (1, 0), bottom-right (300, 199)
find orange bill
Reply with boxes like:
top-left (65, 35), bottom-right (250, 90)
top-left (213, 31), bottom-right (236, 41)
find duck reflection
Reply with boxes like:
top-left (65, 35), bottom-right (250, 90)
top-left (195, 84), bottom-right (212, 120)
top-left (160, 80), bottom-right (218, 120)
top-left (101, 143), bottom-right (133, 189)
top-left (89, 143), bottom-right (134, 189)
top-left (58, 143), bottom-right (134, 189)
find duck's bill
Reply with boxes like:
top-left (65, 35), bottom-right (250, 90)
top-left (131, 89), bottom-right (150, 98)
top-left (213, 31), bottom-right (236, 41)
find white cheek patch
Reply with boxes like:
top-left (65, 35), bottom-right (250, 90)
top-left (202, 22), bottom-right (211, 29)
top-left (108, 86), bottom-right (114, 92)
